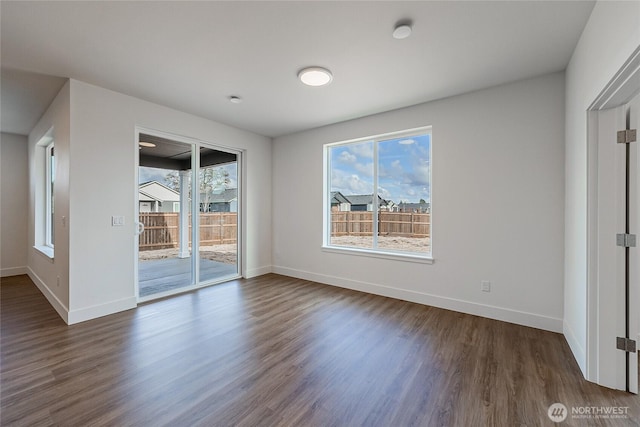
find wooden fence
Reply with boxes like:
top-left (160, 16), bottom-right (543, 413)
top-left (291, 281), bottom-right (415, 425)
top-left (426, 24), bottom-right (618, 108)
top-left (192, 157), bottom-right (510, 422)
top-left (139, 212), bottom-right (237, 251)
top-left (331, 211), bottom-right (430, 238)
top-left (140, 211), bottom-right (430, 251)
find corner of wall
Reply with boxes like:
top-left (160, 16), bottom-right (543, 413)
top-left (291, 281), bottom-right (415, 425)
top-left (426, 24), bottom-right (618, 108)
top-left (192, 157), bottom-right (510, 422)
top-left (563, 318), bottom-right (586, 375)
top-left (26, 79), bottom-right (71, 319)
top-left (1, 267), bottom-right (27, 277)
top-left (27, 267), bottom-right (69, 324)
top-left (245, 265), bottom-right (272, 279)
top-left (67, 297), bottom-right (137, 325)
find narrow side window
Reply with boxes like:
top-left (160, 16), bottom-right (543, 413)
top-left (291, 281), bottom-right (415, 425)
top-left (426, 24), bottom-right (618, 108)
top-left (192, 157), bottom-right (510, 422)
top-left (34, 128), bottom-right (55, 258)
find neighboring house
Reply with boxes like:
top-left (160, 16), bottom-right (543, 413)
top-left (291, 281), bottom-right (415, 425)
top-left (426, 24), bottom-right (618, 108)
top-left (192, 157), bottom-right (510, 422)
top-left (397, 201), bottom-right (430, 213)
top-left (201, 188), bottom-right (238, 212)
top-left (139, 181), bottom-right (181, 213)
top-left (343, 194), bottom-right (391, 212)
top-left (330, 191), bottom-right (351, 211)
top-left (385, 200), bottom-right (398, 212)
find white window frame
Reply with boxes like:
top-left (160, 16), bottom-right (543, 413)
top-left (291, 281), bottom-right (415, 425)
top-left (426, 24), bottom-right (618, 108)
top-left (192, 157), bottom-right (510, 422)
top-left (34, 128), bottom-right (55, 259)
top-left (323, 126), bottom-right (433, 263)
top-left (45, 142), bottom-right (55, 248)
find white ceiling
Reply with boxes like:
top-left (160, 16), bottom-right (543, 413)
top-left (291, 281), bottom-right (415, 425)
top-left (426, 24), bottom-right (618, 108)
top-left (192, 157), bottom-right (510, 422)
top-left (1, 69), bottom-right (67, 136)
top-left (1, 1), bottom-right (595, 138)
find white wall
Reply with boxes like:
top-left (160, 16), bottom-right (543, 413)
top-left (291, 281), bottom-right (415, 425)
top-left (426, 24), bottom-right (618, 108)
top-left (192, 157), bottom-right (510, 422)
top-left (66, 79), bottom-right (271, 323)
top-left (273, 72), bottom-right (566, 332)
top-left (26, 78), bottom-right (271, 324)
top-left (564, 1), bottom-right (640, 376)
top-left (27, 81), bottom-right (71, 319)
top-left (1, 132), bottom-right (29, 277)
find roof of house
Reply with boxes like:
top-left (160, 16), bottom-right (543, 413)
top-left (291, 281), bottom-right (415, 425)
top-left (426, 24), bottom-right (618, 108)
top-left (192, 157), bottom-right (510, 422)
top-left (397, 202), bottom-right (430, 210)
top-left (202, 188), bottom-right (238, 203)
top-left (345, 194), bottom-right (389, 206)
top-left (138, 181), bottom-right (180, 202)
top-left (330, 191), bottom-right (350, 205)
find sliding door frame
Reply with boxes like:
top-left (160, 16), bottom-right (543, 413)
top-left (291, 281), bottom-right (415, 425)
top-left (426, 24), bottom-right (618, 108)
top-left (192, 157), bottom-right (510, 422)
top-left (134, 126), bottom-right (243, 302)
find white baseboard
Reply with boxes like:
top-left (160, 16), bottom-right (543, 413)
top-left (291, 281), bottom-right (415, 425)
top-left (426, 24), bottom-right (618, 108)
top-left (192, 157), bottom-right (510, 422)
top-left (1, 266), bottom-right (27, 277)
top-left (27, 267), bottom-right (69, 324)
top-left (68, 296), bottom-right (137, 325)
top-left (245, 265), bottom-right (271, 279)
top-left (273, 265), bottom-right (563, 333)
top-left (563, 319), bottom-right (587, 377)
top-left (26, 267), bottom-right (136, 325)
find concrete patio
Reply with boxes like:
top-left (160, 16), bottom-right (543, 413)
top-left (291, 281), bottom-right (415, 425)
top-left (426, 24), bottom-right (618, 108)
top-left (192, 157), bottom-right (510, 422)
top-left (138, 257), bottom-right (237, 297)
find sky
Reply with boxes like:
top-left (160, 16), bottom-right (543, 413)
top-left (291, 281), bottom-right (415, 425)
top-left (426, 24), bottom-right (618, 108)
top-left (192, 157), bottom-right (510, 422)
top-left (139, 163), bottom-right (238, 189)
top-left (330, 133), bottom-right (431, 204)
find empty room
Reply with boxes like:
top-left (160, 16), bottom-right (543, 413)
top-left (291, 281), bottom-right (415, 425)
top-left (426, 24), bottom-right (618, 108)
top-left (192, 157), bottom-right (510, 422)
top-left (1, 1), bottom-right (639, 425)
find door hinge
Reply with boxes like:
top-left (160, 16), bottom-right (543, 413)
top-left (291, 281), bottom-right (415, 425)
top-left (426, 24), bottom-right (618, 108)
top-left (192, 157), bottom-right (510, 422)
top-left (616, 337), bottom-right (637, 353)
top-left (617, 129), bottom-right (637, 144)
top-left (616, 233), bottom-right (636, 247)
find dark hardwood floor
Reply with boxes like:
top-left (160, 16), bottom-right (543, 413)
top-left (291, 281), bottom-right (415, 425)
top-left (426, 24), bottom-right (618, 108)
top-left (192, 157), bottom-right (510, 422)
top-left (1, 274), bottom-right (638, 426)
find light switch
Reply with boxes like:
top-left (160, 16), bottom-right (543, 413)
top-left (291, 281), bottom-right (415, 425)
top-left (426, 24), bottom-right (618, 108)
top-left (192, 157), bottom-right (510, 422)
top-left (112, 215), bottom-right (125, 226)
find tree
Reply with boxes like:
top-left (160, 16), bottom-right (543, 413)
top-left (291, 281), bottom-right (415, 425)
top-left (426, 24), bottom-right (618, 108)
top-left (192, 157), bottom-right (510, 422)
top-left (164, 167), bottom-right (231, 212)
top-left (164, 171), bottom-right (180, 192)
top-left (200, 167), bottom-right (230, 212)
top-left (419, 198), bottom-right (427, 204)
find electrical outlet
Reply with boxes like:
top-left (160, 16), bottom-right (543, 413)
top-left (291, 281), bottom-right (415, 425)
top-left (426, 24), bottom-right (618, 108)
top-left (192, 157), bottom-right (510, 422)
top-left (481, 280), bottom-right (491, 292)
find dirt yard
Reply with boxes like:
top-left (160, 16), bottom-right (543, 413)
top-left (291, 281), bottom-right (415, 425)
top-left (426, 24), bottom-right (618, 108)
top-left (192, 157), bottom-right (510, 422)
top-left (139, 244), bottom-right (237, 265)
top-left (139, 235), bottom-right (429, 264)
top-left (330, 235), bottom-right (430, 253)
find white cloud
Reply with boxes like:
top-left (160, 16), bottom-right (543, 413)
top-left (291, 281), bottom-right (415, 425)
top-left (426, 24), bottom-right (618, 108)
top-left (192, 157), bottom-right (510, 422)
top-left (338, 151), bottom-right (357, 164)
top-left (331, 169), bottom-right (372, 195)
top-left (139, 167), bottom-right (167, 184)
top-left (408, 162), bottom-right (430, 186)
top-left (330, 138), bottom-right (431, 203)
top-left (377, 186), bottom-right (391, 198)
top-left (349, 142), bottom-right (373, 159)
top-left (354, 162), bottom-right (373, 177)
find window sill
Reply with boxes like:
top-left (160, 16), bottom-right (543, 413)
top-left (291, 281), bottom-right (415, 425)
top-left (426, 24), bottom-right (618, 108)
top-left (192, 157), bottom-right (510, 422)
top-left (34, 245), bottom-right (54, 261)
top-left (322, 245), bottom-right (434, 264)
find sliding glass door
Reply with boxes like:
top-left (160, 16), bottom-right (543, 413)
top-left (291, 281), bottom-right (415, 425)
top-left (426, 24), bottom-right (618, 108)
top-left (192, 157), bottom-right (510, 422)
top-left (136, 131), bottom-right (240, 301)
top-left (198, 147), bottom-right (239, 283)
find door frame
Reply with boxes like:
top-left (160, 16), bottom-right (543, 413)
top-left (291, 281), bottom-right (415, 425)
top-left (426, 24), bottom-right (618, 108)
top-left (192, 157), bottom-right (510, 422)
top-left (587, 45), bottom-right (640, 391)
top-left (134, 126), bottom-right (244, 302)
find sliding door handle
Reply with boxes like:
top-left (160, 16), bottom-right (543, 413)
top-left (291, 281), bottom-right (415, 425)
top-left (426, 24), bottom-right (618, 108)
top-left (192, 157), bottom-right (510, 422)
top-left (135, 221), bottom-right (145, 235)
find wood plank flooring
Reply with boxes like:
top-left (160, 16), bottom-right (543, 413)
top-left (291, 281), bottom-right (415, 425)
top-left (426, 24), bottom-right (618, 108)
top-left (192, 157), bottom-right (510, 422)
top-left (1, 274), bottom-right (638, 426)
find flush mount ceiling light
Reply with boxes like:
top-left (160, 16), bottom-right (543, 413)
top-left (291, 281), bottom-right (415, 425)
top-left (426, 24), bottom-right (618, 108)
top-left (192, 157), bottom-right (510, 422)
top-left (229, 95), bottom-right (243, 104)
top-left (139, 141), bottom-right (156, 148)
top-left (298, 67), bottom-right (333, 87)
top-left (393, 22), bottom-right (412, 39)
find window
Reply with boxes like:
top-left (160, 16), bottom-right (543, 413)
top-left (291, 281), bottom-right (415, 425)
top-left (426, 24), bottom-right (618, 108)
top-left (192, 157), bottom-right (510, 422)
top-left (45, 142), bottom-right (55, 248)
top-left (34, 129), bottom-right (55, 258)
top-left (324, 127), bottom-right (432, 258)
